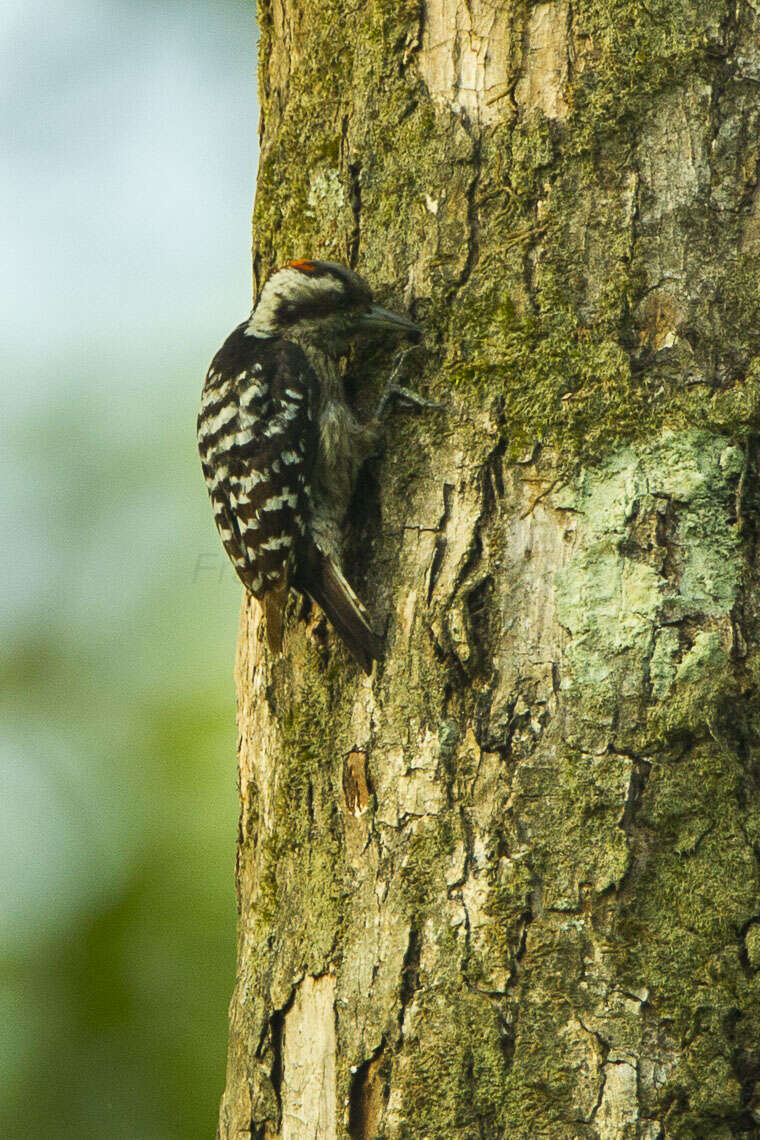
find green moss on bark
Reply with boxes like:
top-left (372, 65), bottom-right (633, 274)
top-left (252, 658), bottom-right (353, 972)
top-left (568, 0), bottom-right (725, 149)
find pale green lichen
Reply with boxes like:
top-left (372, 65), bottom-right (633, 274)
top-left (554, 431), bottom-right (742, 752)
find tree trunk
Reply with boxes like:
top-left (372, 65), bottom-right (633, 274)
top-left (218, 2), bottom-right (760, 1136)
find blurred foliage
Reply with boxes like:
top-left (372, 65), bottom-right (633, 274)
top-left (1, 381), bottom-right (242, 1139)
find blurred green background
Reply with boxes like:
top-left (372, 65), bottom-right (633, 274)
top-left (1, 1), bottom-right (257, 1135)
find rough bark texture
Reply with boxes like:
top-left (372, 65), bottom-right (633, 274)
top-left (218, 2), bottom-right (760, 1136)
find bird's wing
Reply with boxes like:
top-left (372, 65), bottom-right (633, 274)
top-left (198, 328), bottom-right (380, 671)
top-left (197, 333), bottom-right (318, 597)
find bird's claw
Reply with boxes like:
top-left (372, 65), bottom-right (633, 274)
top-left (377, 384), bottom-right (444, 418)
top-left (376, 347), bottom-right (442, 419)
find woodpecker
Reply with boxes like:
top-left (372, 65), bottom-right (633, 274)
top-left (197, 259), bottom-right (423, 673)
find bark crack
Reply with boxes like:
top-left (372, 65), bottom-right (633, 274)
top-left (455, 119), bottom-right (482, 292)
top-left (426, 481), bottom-right (454, 603)
top-left (347, 1036), bottom-right (388, 1140)
top-left (255, 984), bottom-right (297, 1138)
top-left (397, 923), bottom-right (422, 1039)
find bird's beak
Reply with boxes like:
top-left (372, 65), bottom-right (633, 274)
top-left (359, 304), bottom-right (422, 341)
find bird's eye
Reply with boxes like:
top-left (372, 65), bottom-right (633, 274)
top-left (277, 299), bottom-right (296, 322)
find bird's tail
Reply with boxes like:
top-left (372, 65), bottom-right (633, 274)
top-left (300, 539), bottom-right (382, 674)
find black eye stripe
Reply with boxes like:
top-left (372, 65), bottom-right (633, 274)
top-left (276, 293), bottom-right (357, 325)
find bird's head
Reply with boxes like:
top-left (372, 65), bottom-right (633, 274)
top-left (245, 259), bottom-right (421, 350)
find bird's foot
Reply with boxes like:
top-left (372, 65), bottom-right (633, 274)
top-left (376, 347), bottom-right (442, 419)
top-left (377, 384), bottom-right (444, 418)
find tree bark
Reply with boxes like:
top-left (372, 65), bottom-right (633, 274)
top-left (218, 1), bottom-right (760, 1136)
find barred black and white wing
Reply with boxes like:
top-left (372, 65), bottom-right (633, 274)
top-left (198, 321), bottom-right (381, 673)
top-left (197, 327), bottom-right (318, 600)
